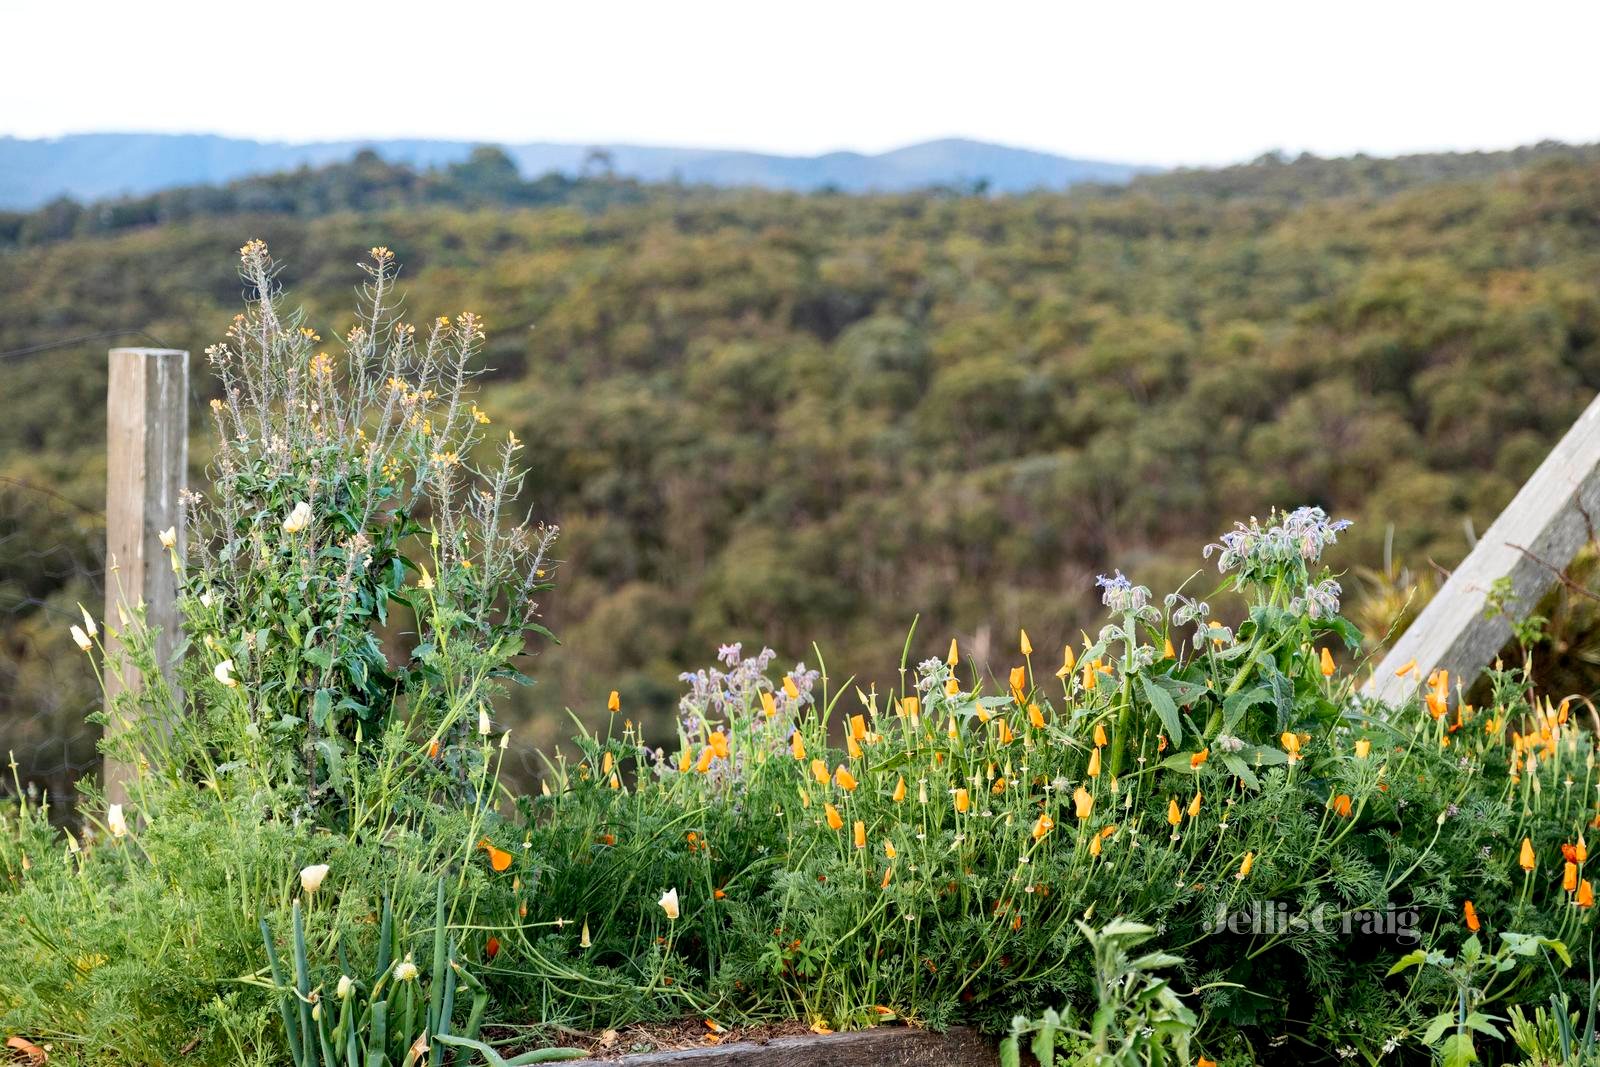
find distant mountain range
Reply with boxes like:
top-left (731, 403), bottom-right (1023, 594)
top-left (0, 133), bottom-right (1156, 209)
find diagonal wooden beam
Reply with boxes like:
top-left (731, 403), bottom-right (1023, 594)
top-left (1366, 389), bottom-right (1600, 705)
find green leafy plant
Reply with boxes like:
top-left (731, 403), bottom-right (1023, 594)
top-left (1389, 931), bottom-right (1571, 1067)
top-left (999, 920), bottom-right (1200, 1067)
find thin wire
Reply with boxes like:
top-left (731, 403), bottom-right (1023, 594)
top-left (0, 329), bottom-right (175, 361)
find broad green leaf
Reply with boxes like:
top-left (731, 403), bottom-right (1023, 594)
top-left (1387, 949), bottom-right (1428, 977)
top-left (1141, 675), bottom-right (1183, 745)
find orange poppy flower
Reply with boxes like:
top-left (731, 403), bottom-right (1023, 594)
top-left (1463, 900), bottom-right (1479, 932)
top-left (478, 838), bottom-right (513, 873)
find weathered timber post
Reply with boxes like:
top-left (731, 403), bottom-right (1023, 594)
top-left (1366, 389), bottom-right (1600, 705)
top-left (104, 347), bottom-right (188, 804)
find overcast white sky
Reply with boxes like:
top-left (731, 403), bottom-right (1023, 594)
top-left (5, 1), bottom-right (1597, 167)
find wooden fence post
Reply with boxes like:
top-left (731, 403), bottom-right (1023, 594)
top-left (1366, 389), bottom-right (1600, 705)
top-left (104, 347), bottom-right (188, 805)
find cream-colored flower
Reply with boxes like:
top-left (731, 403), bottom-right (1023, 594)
top-left (107, 803), bottom-right (127, 839)
top-left (214, 658), bottom-right (238, 688)
top-left (478, 709), bottom-right (492, 736)
top-left (500, 731), bottom-right (511, 750)
top-left (158, 527), bottom-right (177, 549)
top-left (300, 863), bottom-right (330, 894)
top-left (80, 606), bottom-right (97, 639)
top-left (658, 887), bottom-right (680, 921)
top-left (395, 956), bottom-right (419, 982)
top-left (336, 975), bottom-right (354, 1000)
top-left (282, 501), bottom-right (313, 534)
top-left (70, 624), bottom-right (92, 652)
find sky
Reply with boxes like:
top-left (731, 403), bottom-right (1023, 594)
top-left (5, 1), bottom-right (1598, 168)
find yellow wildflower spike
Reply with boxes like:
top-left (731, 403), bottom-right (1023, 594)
top-left (850, 714), bottom-right (868, 741)
top-left (945, 677), bottom-right (960, 696)
top-left (696, 746), bottom-right (715, 773)
top-left (1320, 647), bottom-right (1336, 677)
top-left (1188, 792), bottom-right (1202, 819)
top-left (783, 676), bottom-right (800, 701)
top-left (825, 803), bottom-right (844, 831)
top-left (853, 821), bottom-right (866, 849)
top-left (608, 690), bottom-right (621, 713)
top-left (761, 692), bottom-right (778, 718)
top-left (1020, 629), bottom-right (1033, 656)
top-left (1089, 834), bottom-right (1102, 858)
top-left (847, 735), bottom-right (864, 760)
top-left (1167, 797), bottom-right (1181, 827)
top-left (947, 638), bottom-right (959, 666)
top-left (901, 695), bottom-right (920, 718)
top-left (791, 732), bottom-right (806, 760)
top-left (892, 776), bottom-right (907, 803)
top-left (1027, 703), bottom-right (1046, 729)
top-left (1093, 723), bottom-right (1109, 748)
top-left (1354, 738), bottom-right (1372, 759)
top-left (884, 839), bottom-right (897, 859)
top-left (1520, 837), bottom-right (1536, 871)
top-left (1163, 637), bottom-right (1175, 659)
top-left (1086, 747), bottom-right (1102, 778)
top-left (1237, 851), bottom-right (1255, 879)
top-left (997, 719), bottom-right (1015, 745)
top-left (954, 788), bottom-right (971, 814)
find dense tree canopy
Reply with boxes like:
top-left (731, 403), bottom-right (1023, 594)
top-left (3, 149), bottom-right (1599, 795)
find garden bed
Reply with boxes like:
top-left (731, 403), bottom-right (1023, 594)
top-left (6, 245), bottom-right (1598, 1067)
top-left (553, 1024), bottom-right (997, 1065)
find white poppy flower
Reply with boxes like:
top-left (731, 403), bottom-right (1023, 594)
top-left (80, 606), bottom-right (97, 639)
top-left (299, 863), bottom-right (330, 894)
top-left (282, 501), bottom-right (313, 534)
top-left (158, 527), bottom-right (177, 549)
top-left (657, 887), bottom-right (680, 921)
top-left (107, 803), bottom-right (127, 838)
top-left (70, 625), bottom-right (92, 652)
top-left (214, 659), bottom-right (238, 688)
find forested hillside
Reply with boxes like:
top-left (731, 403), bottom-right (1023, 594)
top-left (4, 149), bottom-right (1600, 789)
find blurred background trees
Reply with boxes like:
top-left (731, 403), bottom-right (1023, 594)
top-left (3, 143), bottom-right (1600, 795)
